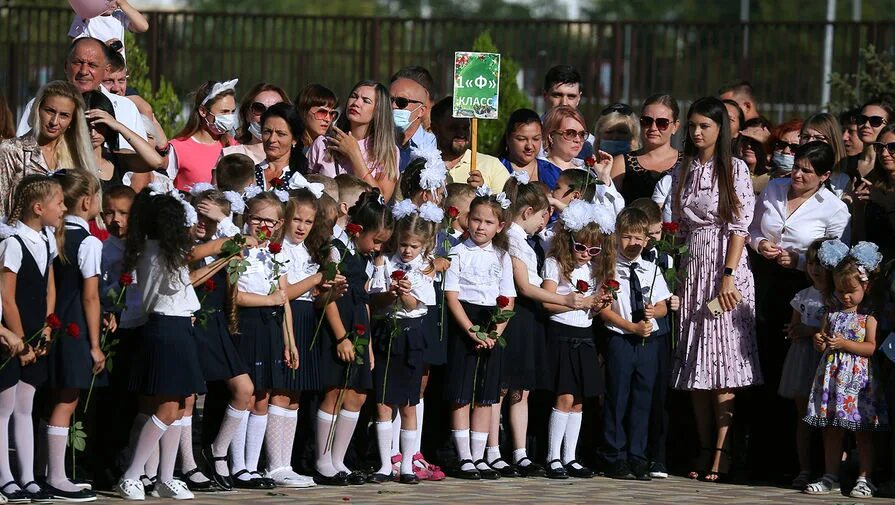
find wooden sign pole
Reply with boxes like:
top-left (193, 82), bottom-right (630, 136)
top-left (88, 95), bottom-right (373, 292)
top-left (470, 118), bottom-right (478, 174)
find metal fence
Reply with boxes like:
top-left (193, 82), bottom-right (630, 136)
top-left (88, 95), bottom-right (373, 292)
top-left (4, 5), bottom-right (895, 125)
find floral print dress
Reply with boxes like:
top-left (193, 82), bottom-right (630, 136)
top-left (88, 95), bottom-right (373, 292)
top-left (804, 310), bottom-right (888, 431)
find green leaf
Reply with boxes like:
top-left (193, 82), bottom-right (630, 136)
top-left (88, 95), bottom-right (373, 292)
top-left (355, 336), bottom-right (369, 347)
top-left (476, 331), bottom-right (488, 341)
top-left (355, 356), bottom-right (364, 365)
top-left (497, 336), bottom-right (507, 348)
top-left (469, 325), bottom-right (481, 333)
top-left (324, 262), bottom-right (338, 281)
top-left (678, 245), bottom-right (689, 255)
top-left (73, 438), bottom-right (86, 452)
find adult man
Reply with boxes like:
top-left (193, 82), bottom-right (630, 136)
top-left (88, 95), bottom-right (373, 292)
top-left (431, 97), bottom-right (509, 191)
top-left (719, 80), bottom-right (760, 121)
top-left (17, 37), bottom-right (147, 153)
top-left (540, 65), bottom-right (594, 160)
top-left (390, 66), bottom-right (438, 172)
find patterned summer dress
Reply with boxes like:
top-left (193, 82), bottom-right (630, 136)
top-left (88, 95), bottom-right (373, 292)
top-left (804, 310), bottom-right (888, 431)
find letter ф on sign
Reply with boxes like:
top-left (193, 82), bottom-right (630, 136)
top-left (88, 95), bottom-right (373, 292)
top-left (452, 51), bottom-right (500, 120)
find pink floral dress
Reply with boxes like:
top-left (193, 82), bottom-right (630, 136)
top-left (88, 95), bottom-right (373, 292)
top-left (670, 157), bottom-right (762, 390)
top-left (804, 310), bottom-right (888, 431)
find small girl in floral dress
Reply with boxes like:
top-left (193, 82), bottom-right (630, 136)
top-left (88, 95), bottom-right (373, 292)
top-left (804, 240), bottom-right (889, 498)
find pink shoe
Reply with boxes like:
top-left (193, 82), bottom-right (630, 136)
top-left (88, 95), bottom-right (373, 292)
top-left (413, 452), bottom-right (445, 481)
top-left (391, 454), bottom-right (402, 477)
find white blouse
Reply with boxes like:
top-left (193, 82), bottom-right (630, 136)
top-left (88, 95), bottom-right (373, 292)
top-left (444, 239), bottom-right (516, 305)
top-left (369, 253), bottom-right (434, 319)
top-left (749, 178), bottom-right (850, 270)
top-left (64, 216), bottom-right (102, 279)
top-left (284, 239), bottom-right (318, 302)
top-left (0, 221), bottom-right (57, 276)
top-left (541, 257), bottom-right (596, 328)
top-left (605, 254), bottom-right (671, 335)
top-left (137, 240), bottom-right (199, 317)
top-left (506, 222), bottom-right (541, 287)
top-left (237, 244), bottom-right (290, 297)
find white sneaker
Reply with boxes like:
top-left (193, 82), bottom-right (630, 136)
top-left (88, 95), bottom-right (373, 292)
top-left (156, 479), bottom-right (194, 500)
top-left (266, 467), bottom-right (316, 488)
top-left (117, 479), bottom-right (146, 501)
top-left (649, 470), bottom-right (669, 479)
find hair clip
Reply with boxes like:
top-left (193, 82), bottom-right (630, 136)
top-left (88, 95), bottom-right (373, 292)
top-left (377, 193), bottom-right (387, 206)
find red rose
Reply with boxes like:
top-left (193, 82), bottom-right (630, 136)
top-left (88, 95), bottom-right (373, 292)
top-left (345, 223), bottom-right (363, 236)
top-left (354, 324), bottom-right (366, 336)
top-left (447, 206), bottom-right (459, 218)
top-left (66, 323), bottom-right (80, 339)
top-left (46, 313), bottom-right (62, 330)
top-left (268, 242), bottom-right (282, 254)
top-left (584, 155), bottom-right (597, 168)
top-left (661, 222), bottom-right (680, 234)
top-left (270, 177), bottom-right (284, 189)
top-left (390, 270), bottom-right (406, 281)
top-left (119, 272), bottom-right (134, 286)
top-left (258, 226), bottom-right (272, 240)
top-left (203, 279), bottom-right (217, 292)
top-left (576, 279), bottom-right (590, 293)
top-left (604, 280), bottom-right (621, 291)
top-left (496, 295), bottom-right (510, 308)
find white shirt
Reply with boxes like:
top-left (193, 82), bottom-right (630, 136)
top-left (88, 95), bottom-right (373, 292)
top-left (652, 174), bottom-right (673, 223)
top-left (64, 216), bottom-right (102, 278)
top-left (332, 223), bottom-right (349, 247)
top-left (541, 257), bottom-right (597, 328)
top-left (606, 254), bottom-right (671, 335)
top-left (444, 239), bottom-right (516, 305)
top-left (369, 253), bottom-right (434, 319)
top-left (137, 240), bottom-right (199, 317)
top-left (284, 239), bottom-right (318, 302)
top-left (791, 286), bottom-right (825, 327)
top-left (594, 182), bottom-right (626, 216)
top-left (236, 244), bottom-right (290, 296)
top-left (749, 178), bottom-right (850, 270)
top-left (506, 222), bottom-right (541, 287)
top-left (17, 86), bottom-right (147, 152)
top-left (101, 235), bottom-right (145, 328)
top-left (0, 221), bottom-right (57, 276)
top-left (68, 11), bottom-right (130, 60)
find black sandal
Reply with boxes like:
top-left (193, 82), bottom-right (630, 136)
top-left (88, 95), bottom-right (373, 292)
top-left (201, 445), bottom-right (232, 491)
top-left (688, 447), bottom-right (712, 480)
top-left (699, 448), bottom-right (732, 484)
top-left (474, 459), bottom-right (500, 480)
top-left (489, 458), bottom-right (520, 478)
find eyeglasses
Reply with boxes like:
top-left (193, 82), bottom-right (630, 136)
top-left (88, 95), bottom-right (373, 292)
top-left (572, 240), bottom-right (602, 256)
top-left (246, 215), bottom-right (279, 227)
top-left (311, 108), bottom-right (339, 121)
top-left (390, 96), bottom-right (423, 110)
top-left (601, 103), bottom-right (633, 116)
top-left (774, 141), bottom-right (800, 153)
top-left (799, 133), bottom-right (828, 143)
top-left (640, 116), bottom-right (671, 131)
top-left (873, 142), bottom-right (895, 155)
top-left (854, 115), bottom-right (888, 128)
top-left (554, 129), bottom-right (588, 142)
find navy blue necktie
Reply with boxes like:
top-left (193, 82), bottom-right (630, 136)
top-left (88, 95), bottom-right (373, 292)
top-left (629, 262), bottom-right (645, 322)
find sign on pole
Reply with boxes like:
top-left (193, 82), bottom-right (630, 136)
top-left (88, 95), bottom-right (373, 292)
top-left (452, 51), bottom-right (500, 119)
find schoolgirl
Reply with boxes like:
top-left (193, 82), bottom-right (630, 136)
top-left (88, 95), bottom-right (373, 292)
top-left (314, 191), bottom-right (394, 486)
top-left (443, 186), bottom-right (516, 480)
top-left (369, 199), bottom-right (440, 484)
top-left (0, 175), bottom-right (65, 503)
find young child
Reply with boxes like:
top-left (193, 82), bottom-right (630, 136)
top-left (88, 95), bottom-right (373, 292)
top-left (495, 174), bottom-right (585, 478)
top-left (779, 238), bottom-right (828, 490)
top-left (333, 174), bottom-right (373, 245)
top-left (213, 153), bottom-right (256, 194)
top-left (0, 175), bottom-right (65, 503)
top-left (306, 174), bottom-right (339, 202)
top-left (804, 240), bottom-right (889, 498)
top-left (443, 186), bottom-right (515, 480)
top-left (46, 169), bottom-right (107, 500)
top-left (0, 284), bottom-right (25, 500)
top-left (541, 199), bottom-right (615, 480)
top-left (67, 0), bottom-right (148, 60)
top-left (599, 207), bottom-right (670, 481)
top-left (116, 188), bottom-right (209, 500)
top-left (443, 183), bottom-right (475, 243)
top-left (369, 201), bottom-right (439, 484)
top-left (229, 191), bottom-right (296, 490)
top-left (314, 191), bottom-right (394, 486)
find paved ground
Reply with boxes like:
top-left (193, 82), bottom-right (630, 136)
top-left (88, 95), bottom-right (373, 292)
top-left (92, 476), bottom-right (885, 504)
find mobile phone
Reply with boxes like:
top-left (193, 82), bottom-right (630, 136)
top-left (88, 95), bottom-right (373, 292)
top-left (705, 289), bottom-right (741, 318)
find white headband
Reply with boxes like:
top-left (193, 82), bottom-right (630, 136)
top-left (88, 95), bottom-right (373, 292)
top-left (201, 78), bottom-right (238, 107)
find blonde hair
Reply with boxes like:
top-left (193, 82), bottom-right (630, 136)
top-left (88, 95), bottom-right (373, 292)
top-left (334, 81), bottom-right (398, 182)
top-left (54, 169), bottom-right (101, 264)
top-left (595, 111), bottom-right (641, 152)
top-left (8, 175), bottom-right (62, 225)
top-left (543, 105), bottom-right (587, 153)
top-left (29, 80), bottom-right (97, 174)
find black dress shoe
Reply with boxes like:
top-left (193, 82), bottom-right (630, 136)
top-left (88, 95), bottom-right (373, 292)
top-left (182, 469), bottom-right (219, 492)
top-left (545, 460), bottom-right (569, 479)
top-left (232, 470), bottom-right (268, 489)
top-left (366, 473), bottom-right (391, 484)
top-left (490, 459), bottom-right (521, 478)
top-left (44, 483), bottom-right (97, 502)
top-left (453, 460), bottom-right (480, 480)
top-left (515, 458), bottom-right (545, 477)
top-left (313, 471), bottom-right (349, 486)
top-left (346, 470), bottom-right (366, 486)
top-left (474, 460), bottom-right (500, 480)
top-left (251, 471), bottom-right (276, 489)
top-left (0, 482), bottom-right (31, 504)
top-left (22, 482), bottom-right (54, 504)
top-left (605, 461), bottom-right (636, 480)
top-left (399, 473), bottom-right (419, 484)
top-left (201, 445), bottom-right (233, 491)
top-left (565, 460), bottom-right (595, 479)
top-left (630, 460), bottom-right (653, 481)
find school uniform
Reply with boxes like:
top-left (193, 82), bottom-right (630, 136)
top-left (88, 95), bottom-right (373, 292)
top-left (283, 238), bottom-right (321, 392)
top-left (370, 253), bottom-right (434, 405)
top-left (319, 238), bottom-right (373, 391)
top-left (234, 245), bottom-right (289, 393)
top-left (541, 257), bottom-right (602, 398)
top-left (130, 240), bottom-right (206, 397)
top-left (194, 263), bottom-right (247, 382)
top-left (601, 253), bottom-right (671, 468)
top-left (443, 238), bottom-right (516, 405)
top-left (0, 222), bottom-right (56, 388)
top-left (423, 229), bottom-right (460, 366)
top-left (642, 246), bottom-right (674, 470)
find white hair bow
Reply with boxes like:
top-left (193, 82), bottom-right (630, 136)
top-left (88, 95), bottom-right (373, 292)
top-left (223, 191), bottom-right (246, 214)
top-left (287, 173), bottom-right (325, 199)
top-left (418, 202), bottom-right (444, 223)
top-left (392, 199), bottom-right (418, 220)
top-left (411, 147), bottom-right (448, 194)
top-left (510, 171), bottom-right (530, 185)
top-left (188, 182), bottom-right (215, 196)
top-left (202, 78), bottom-right (239, 107)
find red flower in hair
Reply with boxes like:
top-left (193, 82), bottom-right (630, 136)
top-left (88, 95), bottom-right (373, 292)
top-left (203, 279), bottom-right (217, 292)
top-left (354, 324), bottom-right (366, 336)
top-left (119, 272), bottom-right (134, 286)
top-left (390, 270), bottom-right (406, 281)
top-left (345, 223), bottom-right (363, 236)
top-left (268, 242), bottom-right (282, 254)
top-left (66, 323), bottom-right (80, 339)
top-left (46, 314), bottom-right (62, 331)
top-left (496, 295), bottom-right (510, 308)
top-left (576, 279), bottom-right (590, 293)
top-left (447, 206), bottom-right (459, 218)
top-left (661, 222), bottom-right (680, 234)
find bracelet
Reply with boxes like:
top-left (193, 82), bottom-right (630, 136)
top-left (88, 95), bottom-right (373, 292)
top-left (335, 336), bottom-right (348, 344)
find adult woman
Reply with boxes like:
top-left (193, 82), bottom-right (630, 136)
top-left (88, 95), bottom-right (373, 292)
top-left (854, 100), bottom-right (894, 178)
top-left (748, 142), bottom-right (849, 483)
top-left (594, 103), bottom-right (640, 156)
top-left (853, 124), bottom-right (895, 257)
top-left (610, 94), bottom-right (682, 203)
top-left (670, 97), bottom-right (761, 483)
top-left (800, 113), bottom-right (851, 195)
top-left (543, 105), bottom-right (589, 170)
top-left (253, 102), bottom-right (309, 190)
top-left (0, 80), bottom-right (96, 216)
top-left (768, 119), bottom-right (803, 178)
top-left (733, 135), bottom-right (768, 194)
top-left (296, 84), bottom-right (339, 153)
top-left (307, 80), bottom-right (398, 200)
top-left (168, 79), bottom-right (239, 191)
top-left (222, 83), bottom-right (291, 165)
top-left (496, 109), bottom-right (561, 189)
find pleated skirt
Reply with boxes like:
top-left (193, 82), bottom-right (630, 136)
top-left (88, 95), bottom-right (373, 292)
top-left (545, 322), bottom-right (603, 398)
top-left (232, 307), bottom-right (287, 394)
top-left (444, 301), bottom-right (503, 406)
top-left (423, 280), bottom-right (448, 366)
top-left (195, 310), bottom-right (248, 383)
top-left (373, 317), bottom-right (425, 406)
top-left (130, 314), bottom-right (207, 397)
top-left (284, 299), bottom-right (320, 392)
top-left (501, 296), bottom-right (544, 391)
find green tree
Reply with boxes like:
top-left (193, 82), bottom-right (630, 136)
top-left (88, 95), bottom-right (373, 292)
top-left (829, 45), bottom-right (895, 113)
top-left (470, 31), bottom-right (531, 155)
top-left (125, 32), bottom-right (180, 136)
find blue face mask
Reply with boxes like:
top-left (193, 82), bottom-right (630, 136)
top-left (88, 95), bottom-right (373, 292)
top-left (600, 139), bottom-right (631, 156)
top-left (393, 109), bottom-right (412, 133)
top-left (772, 152), bottom-right (794, 172)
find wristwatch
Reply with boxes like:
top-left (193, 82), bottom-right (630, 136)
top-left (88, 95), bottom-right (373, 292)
top-left (722, 267), bottom-right (734, 277)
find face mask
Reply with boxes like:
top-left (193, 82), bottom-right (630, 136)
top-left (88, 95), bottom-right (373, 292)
top-left (600, 139), bottom-right (631, 156)
top-left (393, 104), bottom-right (422, 133)
top-left (772, 152), bottom-right (794, 172)
top-left (248, 121), bottom-right (262, 140)
top-left (207, 113), bottom-right (238, 136)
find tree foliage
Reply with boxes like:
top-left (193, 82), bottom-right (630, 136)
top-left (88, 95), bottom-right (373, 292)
top-left (125, 32), bottom-right (180, 136)
top-left (829, 45), bottom-right (895, 114)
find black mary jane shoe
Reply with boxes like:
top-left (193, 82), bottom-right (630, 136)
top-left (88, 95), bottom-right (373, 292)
top-left (515, 458), bottom-right (546, 478)
top-left (232, 470), bottom-right (267, 489)
top-left (399, 473), bottom-right (419, 485)
top-left (313, 471), bottom-right (349, 486)
top-left (366, 473), bottom-right (392, 484)
top-left (22, 482), bottom-right (54, 504)
top-left (201, 445), bottom-right (233, 491)
top-left (182, 468), bottom-right (219, 492)
top-left (0, 482), bottom-right (31, 504)
top-left (490, 459), bottom-right (521, 478)
top-left (453, 460), bottom-right (481, 480)
top-left (44, 483), bottom-right (97, 502)
top-left (346, 470), bottom-right (367, 486)
top-left (473, 460), bottom-right (501, 480)
top-left (565, 460), bottom-right (595, 479)
top-left (545, 460), bottom-right (569, 480)
top-left (250, 471), bottom-right (276, 489)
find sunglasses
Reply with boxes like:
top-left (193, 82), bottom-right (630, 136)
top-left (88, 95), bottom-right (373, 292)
top-left (774, 141), bottom-right (800, 153)
top-left (554, 129), bottom-right (588, 142)
top-left (640, 116), bottom-right (671, 131)
top-left (250, 102), bottom-right (269, 115)
top-left (799, 133), bottom-right (828, 143)
top-left (311, 108), bottom-right (339, 121)
top-left (854, 115), bottom-right (888, 128)
top-left (873, 142), bottom-right (895, 155)
top-left (601, 103), bottom-right (633, 116)
top-left (107, 40), bottom-right (123, 53)
top-left (390, 96), bottom-right (423, 110)
top-left (572, 240), bottom-right (602, 256)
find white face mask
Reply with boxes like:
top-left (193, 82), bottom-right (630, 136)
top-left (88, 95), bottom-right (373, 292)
top-left (248, 121), bottom-right (262, 140)
top-left (207, 113), bottom-right (238, 136)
